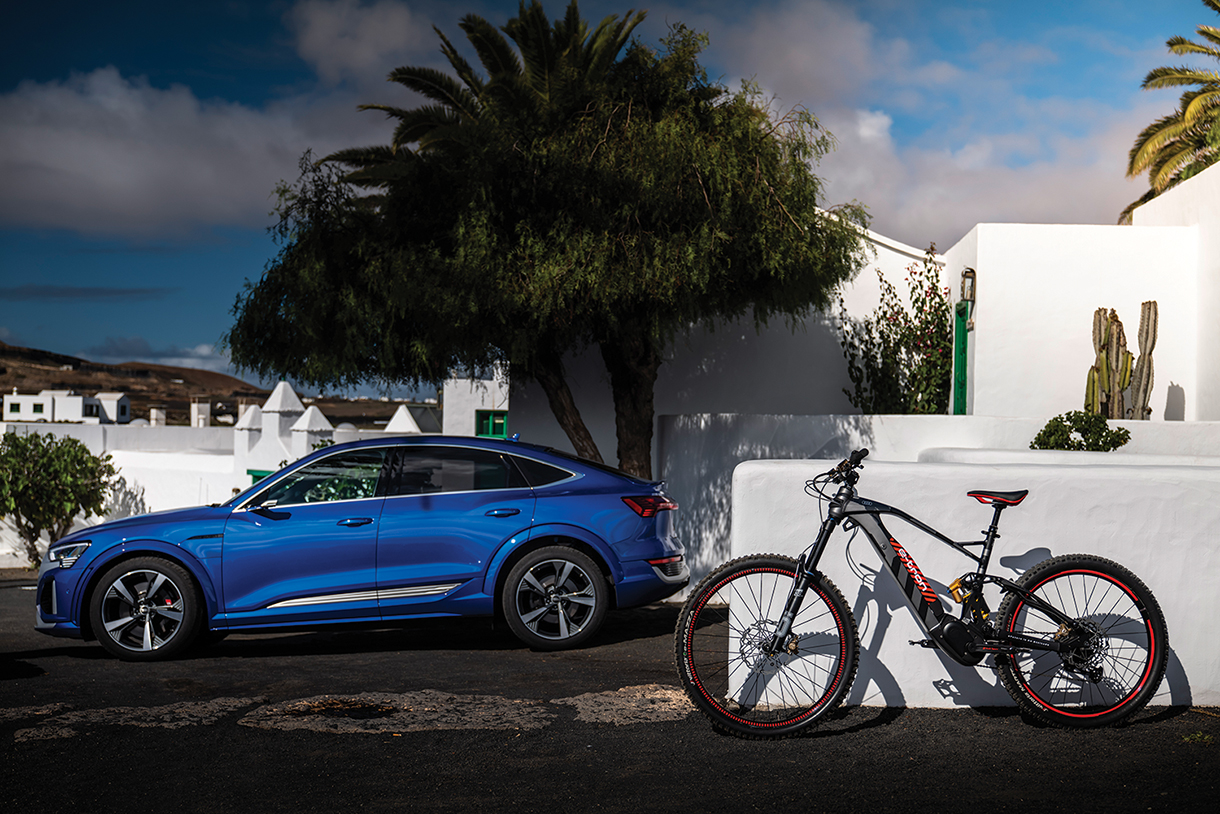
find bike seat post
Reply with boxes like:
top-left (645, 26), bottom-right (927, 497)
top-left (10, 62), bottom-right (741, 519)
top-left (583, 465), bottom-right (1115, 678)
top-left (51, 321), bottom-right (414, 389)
top-left (978, 504), bottom-right (1007, 571)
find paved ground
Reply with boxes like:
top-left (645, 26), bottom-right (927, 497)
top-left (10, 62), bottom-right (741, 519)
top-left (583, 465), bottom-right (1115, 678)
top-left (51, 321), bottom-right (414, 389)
top-left (2, 571), bottom-right (1217, 813)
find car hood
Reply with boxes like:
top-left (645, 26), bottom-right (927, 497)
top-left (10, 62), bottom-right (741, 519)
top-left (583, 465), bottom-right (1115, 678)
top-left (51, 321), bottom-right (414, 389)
top-left (65, 504), bottom-right (231, 544)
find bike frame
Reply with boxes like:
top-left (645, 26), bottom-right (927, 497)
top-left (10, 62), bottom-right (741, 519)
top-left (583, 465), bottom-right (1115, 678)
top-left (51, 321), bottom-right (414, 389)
top-left (769, 476), bottom-right (1080, 668)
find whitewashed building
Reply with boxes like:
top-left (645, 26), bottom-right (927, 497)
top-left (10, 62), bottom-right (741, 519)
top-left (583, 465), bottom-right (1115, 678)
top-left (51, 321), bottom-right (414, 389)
top-left (3, 389), bottom-right (130, 424)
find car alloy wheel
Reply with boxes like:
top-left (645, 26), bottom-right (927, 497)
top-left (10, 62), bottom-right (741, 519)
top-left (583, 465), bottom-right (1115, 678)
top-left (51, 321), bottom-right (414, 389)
top-left (89, 556), bottom-right (201, 661)
top-left (503, 546), bottom-right (607, 650)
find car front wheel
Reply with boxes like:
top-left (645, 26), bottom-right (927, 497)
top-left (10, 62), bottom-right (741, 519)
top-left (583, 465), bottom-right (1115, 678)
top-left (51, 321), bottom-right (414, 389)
top-left (89, 556), bottom-right (202, 661)
top-left (502, 546), bottom-right (608, 650)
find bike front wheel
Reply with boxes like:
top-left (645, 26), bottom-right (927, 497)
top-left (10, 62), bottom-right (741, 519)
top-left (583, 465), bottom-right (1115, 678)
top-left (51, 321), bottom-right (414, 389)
top-left (675, 554), bottom-right (859, 738)
top-left (996, 554), bottom-right (1168, 728)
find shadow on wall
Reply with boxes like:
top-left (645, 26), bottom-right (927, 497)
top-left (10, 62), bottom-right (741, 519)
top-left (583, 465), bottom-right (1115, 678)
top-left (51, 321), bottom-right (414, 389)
top-left (1165, 383), bottom-right (1186, 421)
top-left (105, 476), bottom-right (150, 521)
top-left (658, 413), bottom-right (877, 592)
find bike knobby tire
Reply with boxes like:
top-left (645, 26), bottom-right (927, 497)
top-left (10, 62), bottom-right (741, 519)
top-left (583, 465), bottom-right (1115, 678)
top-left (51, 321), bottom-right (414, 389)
top-left (996, 554), bottom-right (1168, 728)
top-left (675, 554), bottom-right (859, 738)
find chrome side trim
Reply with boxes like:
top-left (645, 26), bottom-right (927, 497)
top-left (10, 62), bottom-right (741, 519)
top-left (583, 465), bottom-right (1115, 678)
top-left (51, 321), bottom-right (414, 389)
top-left (266, 582), bottom-right (464, 609)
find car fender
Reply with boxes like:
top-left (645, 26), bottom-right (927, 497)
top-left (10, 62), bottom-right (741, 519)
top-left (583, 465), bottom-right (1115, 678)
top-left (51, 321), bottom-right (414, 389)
top-left (481, 523), bottom-right (623, 597)
top-left (74, 540), bottom-right (223, 629)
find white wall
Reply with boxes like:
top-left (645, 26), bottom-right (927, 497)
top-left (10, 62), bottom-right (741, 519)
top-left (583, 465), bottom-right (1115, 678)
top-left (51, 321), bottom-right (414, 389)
top-left (443, 372), bottom-right (510, 436)
top-left (732, 457), bottom-right (1219, 708)
top-left (657, 413), bottom-right (1220, 590)
top-left (1132, 161), bottom-right (1220, 420)
top-left (942, 223), bottom-right (1197, 422)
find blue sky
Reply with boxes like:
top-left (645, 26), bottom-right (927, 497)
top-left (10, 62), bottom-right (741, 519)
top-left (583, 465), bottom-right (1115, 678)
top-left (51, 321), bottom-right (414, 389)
top-left (0, 0), bottom-right (1212, 384)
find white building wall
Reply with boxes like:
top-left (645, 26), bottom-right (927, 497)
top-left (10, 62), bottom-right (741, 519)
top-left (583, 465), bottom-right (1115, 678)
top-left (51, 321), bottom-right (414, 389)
top-left (1131, 160), bottom-right (1220, 420)
top-left (942, 223), bottom-right (1198, 422)
top-left (442, 372), bottom-right (510, 436)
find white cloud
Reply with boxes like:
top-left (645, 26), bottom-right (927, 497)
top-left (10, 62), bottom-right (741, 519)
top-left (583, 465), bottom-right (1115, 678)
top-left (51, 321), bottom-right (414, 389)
top-left (693, 0), bottom-right (1168, 248)
top-left (0, 68), bottom-right (304, 236)
top-left (287, 0), bottom-right (433, 86)
top-left (0, 2), bottom-right (444, 238)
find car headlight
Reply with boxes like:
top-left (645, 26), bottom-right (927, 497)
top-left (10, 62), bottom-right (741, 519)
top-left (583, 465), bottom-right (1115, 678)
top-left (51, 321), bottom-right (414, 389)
top-left (46, 541), bottom-right (91, 568)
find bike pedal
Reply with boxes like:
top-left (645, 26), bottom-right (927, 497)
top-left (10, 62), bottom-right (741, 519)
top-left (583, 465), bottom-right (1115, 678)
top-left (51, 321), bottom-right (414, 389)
top-left (908, 639), bottom-right (937, 648)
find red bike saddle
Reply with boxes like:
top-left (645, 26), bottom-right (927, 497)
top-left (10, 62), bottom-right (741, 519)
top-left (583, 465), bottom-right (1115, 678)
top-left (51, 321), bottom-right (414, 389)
top-left (967, 489), bottom-right (1029, 506)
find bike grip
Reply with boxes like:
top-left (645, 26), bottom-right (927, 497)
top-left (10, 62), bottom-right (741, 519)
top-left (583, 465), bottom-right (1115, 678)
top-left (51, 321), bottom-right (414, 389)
top-left (850, 449), bottom-right (869, 465)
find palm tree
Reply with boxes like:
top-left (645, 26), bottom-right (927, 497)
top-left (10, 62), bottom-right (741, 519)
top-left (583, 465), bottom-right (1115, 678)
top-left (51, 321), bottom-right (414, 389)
top-left (1122, 0), bottom-right (1220, 223)
top-left (325, 1), bottom-right (644, 195)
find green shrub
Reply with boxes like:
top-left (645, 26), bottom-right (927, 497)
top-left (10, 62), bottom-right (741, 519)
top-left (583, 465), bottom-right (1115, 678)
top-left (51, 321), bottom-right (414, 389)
top-left (1030, 411), bottom-right (1131, 452)
top-left (0, 431), bottom-right (117, 567)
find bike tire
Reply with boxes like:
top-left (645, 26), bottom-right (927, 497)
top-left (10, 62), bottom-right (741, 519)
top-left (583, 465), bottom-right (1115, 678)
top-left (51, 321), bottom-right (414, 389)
top-left (995, 554), bottom-right (1168, 728)
top-left (675, 554), bottom-right (859, 738)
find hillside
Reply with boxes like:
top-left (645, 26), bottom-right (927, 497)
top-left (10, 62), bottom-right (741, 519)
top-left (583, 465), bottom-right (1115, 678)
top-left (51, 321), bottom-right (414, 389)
top-left (0, 341), bottom-right (424, 428)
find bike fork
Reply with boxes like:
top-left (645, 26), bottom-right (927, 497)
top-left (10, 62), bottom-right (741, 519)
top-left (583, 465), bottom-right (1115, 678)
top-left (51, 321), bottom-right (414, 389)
top-left (766, 515), bottom-right (839, 654)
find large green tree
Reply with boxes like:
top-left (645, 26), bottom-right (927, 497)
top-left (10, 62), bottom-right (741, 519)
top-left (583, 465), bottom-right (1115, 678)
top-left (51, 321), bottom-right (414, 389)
top-left (1122, 0), bottom-right (1220, 223)
top-left (225, 1), bottom-right (868, 478)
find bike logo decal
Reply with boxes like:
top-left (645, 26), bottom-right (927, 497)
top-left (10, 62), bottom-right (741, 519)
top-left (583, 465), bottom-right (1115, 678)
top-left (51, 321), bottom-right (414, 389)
top-left (889, 538), bottom-right (940, 607)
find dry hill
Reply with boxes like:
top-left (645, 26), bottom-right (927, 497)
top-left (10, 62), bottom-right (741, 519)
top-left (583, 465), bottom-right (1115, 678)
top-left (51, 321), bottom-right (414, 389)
top-left (0, 341), bottom-right (421, 429)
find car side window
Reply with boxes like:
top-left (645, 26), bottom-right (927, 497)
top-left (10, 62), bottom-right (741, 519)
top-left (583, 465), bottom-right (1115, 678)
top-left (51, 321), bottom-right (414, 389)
top-left (387, 446), bottom-right (528, 496)
top-left (253, 449), bottom-right (388, 506)
top-left (509, 455), bottom-right (573, 486)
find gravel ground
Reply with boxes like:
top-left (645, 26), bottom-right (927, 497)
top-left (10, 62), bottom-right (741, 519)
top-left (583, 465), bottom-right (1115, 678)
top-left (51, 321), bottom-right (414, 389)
top-left (2, 574), bottom-right (1216, 813)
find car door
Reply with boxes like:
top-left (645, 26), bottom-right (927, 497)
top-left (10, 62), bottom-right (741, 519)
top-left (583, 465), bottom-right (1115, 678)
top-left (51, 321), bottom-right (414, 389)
top-left (221, 447), bottom-right (388, 627)
top-left (376, 445), bottom-right (535, 617)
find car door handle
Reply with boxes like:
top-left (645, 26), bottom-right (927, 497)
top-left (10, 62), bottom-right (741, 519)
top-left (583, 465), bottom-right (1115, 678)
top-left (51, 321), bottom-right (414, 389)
top-left (337, 517), bottom-right (374, 527)
top-left (485, 508), bottom-right (520, 517)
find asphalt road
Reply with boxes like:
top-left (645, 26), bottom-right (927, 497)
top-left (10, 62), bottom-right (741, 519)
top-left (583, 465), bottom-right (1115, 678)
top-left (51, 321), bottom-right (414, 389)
top-left (2, 573), bottom-right (1217, 814)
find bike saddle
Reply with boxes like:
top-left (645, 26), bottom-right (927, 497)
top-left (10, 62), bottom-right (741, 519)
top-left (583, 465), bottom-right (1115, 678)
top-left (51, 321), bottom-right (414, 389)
top-left (967, 489), bottom-right (1029, 506)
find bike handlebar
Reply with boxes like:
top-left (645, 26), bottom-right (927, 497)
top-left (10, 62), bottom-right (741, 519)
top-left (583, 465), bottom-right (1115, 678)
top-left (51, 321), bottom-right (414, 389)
top-left (829, 448), bottom-right (869, 484)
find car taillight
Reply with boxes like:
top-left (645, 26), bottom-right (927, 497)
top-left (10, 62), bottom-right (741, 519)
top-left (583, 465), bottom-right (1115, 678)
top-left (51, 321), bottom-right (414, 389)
top-left (622, 496), bottom-right (677, 517)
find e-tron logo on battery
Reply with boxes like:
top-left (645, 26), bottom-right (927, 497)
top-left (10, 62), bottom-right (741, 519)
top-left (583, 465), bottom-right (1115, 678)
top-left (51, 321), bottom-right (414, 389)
top-left (889, 538), bottom-right (939, 605)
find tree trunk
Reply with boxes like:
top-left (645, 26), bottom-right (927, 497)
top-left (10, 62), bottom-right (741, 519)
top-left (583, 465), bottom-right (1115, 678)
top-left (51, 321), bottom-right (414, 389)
top-left (599, 331), bottom-right (662, 480)
top-left (532, 348), bottom-right (604, 463)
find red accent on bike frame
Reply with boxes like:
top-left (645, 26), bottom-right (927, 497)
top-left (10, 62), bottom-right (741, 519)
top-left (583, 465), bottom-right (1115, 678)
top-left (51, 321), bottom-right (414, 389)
top-left (683, 566), bottom-right (849, 729)
top-left (1008, 568), bottom-right (1155, 719)
top-left (889, 538), bottom-right (940, 607)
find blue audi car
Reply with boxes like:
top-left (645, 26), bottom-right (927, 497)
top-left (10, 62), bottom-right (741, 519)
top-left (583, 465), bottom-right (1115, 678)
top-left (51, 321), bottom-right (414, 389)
top-left (34, 436), bottom-right (688, 660)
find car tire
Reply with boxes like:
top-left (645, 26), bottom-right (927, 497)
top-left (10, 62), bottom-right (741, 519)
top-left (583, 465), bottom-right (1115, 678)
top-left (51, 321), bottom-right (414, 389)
top-left (88, 556), bottom-right (202, 661)
top-left (502, 546), bottom-right (608, 650)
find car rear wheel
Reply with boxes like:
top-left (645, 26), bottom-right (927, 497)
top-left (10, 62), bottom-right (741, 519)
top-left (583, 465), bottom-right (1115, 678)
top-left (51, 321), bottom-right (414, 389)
top-left (89, 556), bottom-right (202, 661)
top-left (502, 546), bottom-right (608, 650)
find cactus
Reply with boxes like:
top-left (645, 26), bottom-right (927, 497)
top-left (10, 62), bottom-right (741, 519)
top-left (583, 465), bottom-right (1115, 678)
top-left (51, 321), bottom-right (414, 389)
top-left (1085, 308), bottom-right (1133, 419)
top-left (1128, 300), bottom-right (1157, 420)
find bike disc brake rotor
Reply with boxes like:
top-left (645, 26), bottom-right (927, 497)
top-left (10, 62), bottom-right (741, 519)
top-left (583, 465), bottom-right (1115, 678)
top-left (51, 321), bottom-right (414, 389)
top-left (1057, 618), bottom-right (1107, 682)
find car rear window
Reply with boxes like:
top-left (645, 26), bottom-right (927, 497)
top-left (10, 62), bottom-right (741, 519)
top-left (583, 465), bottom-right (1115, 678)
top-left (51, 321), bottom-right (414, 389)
top-left (509, 455), bottom-right (573, 487)
top-left (387, 446), bottom-right (529, 495)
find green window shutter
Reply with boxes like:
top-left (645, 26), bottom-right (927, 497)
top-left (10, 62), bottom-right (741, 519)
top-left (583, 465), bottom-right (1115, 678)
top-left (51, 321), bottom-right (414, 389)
top-left (475, 410), bottom-right (508, 438)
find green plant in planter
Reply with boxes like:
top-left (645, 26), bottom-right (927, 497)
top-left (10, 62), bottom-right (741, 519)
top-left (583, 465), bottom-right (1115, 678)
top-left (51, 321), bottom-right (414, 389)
top-left (1030, 410), bottom-right (1131, 452)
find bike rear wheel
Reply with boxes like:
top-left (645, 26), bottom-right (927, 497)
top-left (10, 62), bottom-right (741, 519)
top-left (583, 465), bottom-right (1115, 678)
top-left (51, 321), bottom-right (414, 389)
top-left (996, 554), bottom-right (1168, 728)
top-left (675, 554), bottom-right (859, 738)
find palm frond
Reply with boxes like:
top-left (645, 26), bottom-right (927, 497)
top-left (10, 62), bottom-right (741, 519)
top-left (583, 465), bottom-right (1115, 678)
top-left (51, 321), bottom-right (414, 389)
top-left (460, 14), bottom-right (522, 79)
top-left (387, 66), bottom-right (481, 121)
top-left (436, 28), bottom-right (485, 97)
top-left (1142, 65), bottom-right (1220, 90)
top-left (391, 106), bottom-right (465, 149)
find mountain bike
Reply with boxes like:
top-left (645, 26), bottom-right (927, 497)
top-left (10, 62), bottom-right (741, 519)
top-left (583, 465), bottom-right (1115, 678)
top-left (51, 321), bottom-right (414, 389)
top-left (675, 449), bottom-right (1168, 737)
